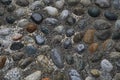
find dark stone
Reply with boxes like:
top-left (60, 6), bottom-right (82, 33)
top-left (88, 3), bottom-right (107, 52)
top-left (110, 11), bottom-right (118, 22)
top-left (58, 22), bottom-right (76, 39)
top-left (91, 52), bottom-right (103, 62)
top-left (25, 45), bottom-right (37, 55)
top-left (113, 0), bottom-right (120, 10)
top-left (0, 7), bottom-right (5, 16)
top-left (67, 17), bottom-right (76, 25)
top-left (77, 19), bottom-right (87, 29)
top-left (104, 11), bottom-right (118, 20)
top-left (6, 15), bottom-right (16, 24)
top-left (115, 42), bottom-right (120, 52)
top-left (63, 39), bottom-right (72, 49)
top-left (7, 5), bottom-right (16, 12)
top-left (73, 32), bottom-right (83, 43)
top-left (40, 26), bottom-right (49, 34)
top-left (35, 35), bottom-right (45, 45)
top-left (31, 13), bottom-right (43, 24)
top-left (112, 31), bottom-right (120, 40)
top-left (88, 7), bottom-right (101, 17)
top-left (1, 0), bottom-right (12, 5)
top-left (51, 48), bottom-right (64, 69)
top-left (66, 55), bottom-right (74, 65)
top-left (10, 42), bottom-right (24, 50)
top-left (66, 28), bottom-right (75, 37)
top-left (12, 53), bottom-right (24, 61)
top-left (75, 59), bottom-right (85, 71)
top-left (16, 0), bottom-right (29, 7)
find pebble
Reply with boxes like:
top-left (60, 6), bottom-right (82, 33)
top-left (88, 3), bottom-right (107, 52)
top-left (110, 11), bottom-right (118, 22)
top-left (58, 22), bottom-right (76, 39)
top-left (39, 45), bottom-right (51, 53)
top-left (89, 43), bottom-right (98, 53)
top-left (104, 11), bottom-right (118, 20)
top-left (90, 69), bottom-right (100, 78)
top-left (88, 7), bottom-right (101, 17)
top-left (63, 38), bottom-right (72, 49)
top-left (24, 44), bottom-right (37, 55)
top-left (1, 0), bottom-right (12, 5)
top-left (96, 30), bottom-right (111, 40)
top-left (94, 19), bottom-right (111, 30)
top-left (73, 8), bottom-right (84, 16)
top-left (0, 7), bottom-right (5, 16)
top-left (112, 31), bottom-right (120, 40)
top-left (67, 0), bottom-right (80, 6)
top-left (26, 23), bottom-right (37, 33)
top-left (95, 0), bottom-right (110, 8)
top-left (101, 59), bottom-right (113, 72)
top-left (17, 19), bottom-right (29, 27)
top-left (115, 42), bottom-right (120, 52)
top-left (55, 0), bottom-right (64, 9)
top-left (65, 54), bottom-right (74, 65)
top-left (109, 52), bottom-right (120, 59)
top-left (116, 60), bottom-right (120, 70)
top-left (44, 18), bottom-right (58, 26)
top-left (80, 0), bottom-right (91, 6)
top-left (52, 35), bottom-right (63, 43)
top-left (51, 48), bottom-right (64, 68)
top-left (0, 56), bottom-right (7, 69)
top-left (73, 32), bottom-right (83, 43)
top-left (68, 69), bottom-right (82, 80)
top-left (83, 29), bottom-right (95, 44)
top-left (75, 44), bottom-right (85, 54)
top-left (6, 15), bottom-right (16, 24)
top-left (113, 73), bottom-right (120, 80)
top-left (12, 33), bottom-right (23, 41)
top-left (102, 39), bottom-right (115, 51)
top-left (85, 76), bottom-right (94, 80)
top-left (0, 28), bottom-right (11, 36)
top-left (113, 0), bottom-right (120, 10)
top-left (16, 0), bottom-right (29, 7)
top-left (77, 19), bottom-right (87, 29)
top-left (19, 57), bottom-right (33, 69)
top-left (60, 10), bottom-right (69, 19)
top-left (42, 78), bottom-right (50, 80)
top-left (7, 4), bottom-right (16, 12)
top-left (54, 25), bottom-right (64, 34)
top-left (31, 13), bottom-right (43, 24)
top-left (35, 35), bottom-right (45, 45)
top-left (40, 26), bottom-right (49, 34)
top-left (24, 71), bottom-right (41, 80)
top-left (115, 20), bottom-right (120, 31)
top-left (10, 42), bottom-right (24, 50)
top-left (44, 6), bottom-right (58, 16)
top-left (91, 52), bottom-right (103, 62)
top-left (66, 28), bottom-right (75, 37)
top-left (15, 8), bottom-right (26, 17)
top-left (75, 59), bottom-right (85, 71)
top-left (67, 16), bottom-right (76, 25)
top-left (4, 68), bottom-right (22, 80)
top-left (12, 53), bottom-right (24, 61)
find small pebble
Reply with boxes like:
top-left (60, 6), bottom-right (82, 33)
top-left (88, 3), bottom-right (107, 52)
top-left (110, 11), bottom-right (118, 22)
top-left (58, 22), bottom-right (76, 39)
top-left (1, 0), bottom-right (12, 5)
top-left (6, 15), bottom-right (16, 24)
top-left (26, 23), bottom-right (37, 33)
top-left (35, 35), bottom-right (45, 45)
top-left (104, 11), bottom-right (118, 20)
top-left (95, 0), bottom-right (110, 8)
top-left (10, 42), bottom-right (24, 50)
top-left (31, 13), bottom-right (43, 24)
top-left (89, 43), bottom-right (98, 53)
top-left (66, 54), bottom-right (74, 65)
top-left (73, 32), bottom-right (83, 43)
top-left (66, 28), bottom-right (75, 37)
top-left (88, 7), bottom-right (101, 17)
top-left (67, 17), bottom-right (76, 25)
top-left (63, 38), bottom-right (72, 49)
top-left (109, 52), bottom-right (120, 59)
top-left (16, 0), bottom-right (29, 7)
top-left (0, 56), bottom-right (7, 69)
top-left (76, 44), bottom-right (85, 54)
top-left (113, 0), bottom-right (120, 10)
top-left (90, 69), bottom-right (100, 78)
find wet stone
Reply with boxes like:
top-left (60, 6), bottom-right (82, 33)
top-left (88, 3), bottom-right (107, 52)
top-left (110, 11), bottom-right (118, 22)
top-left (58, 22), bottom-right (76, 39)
top-left (26, 23), bottom-right (37, 33)
top-left (104, 11), bottom-right (118, 20)
top-left (96, 30), bottom-right (111, 40)
top-left (35, 35), bottom-right (45, 45)
top-left (68, 69), bottom-right (82, 80)
top-left (31, 13), bottom-right (43, 24)
top-left (1, 0), bottom-right (12, 5)
top-left (65, 54), bottom-right (74, 65)
top-left (95, 0), bottom-right (110, 8)
top-left (94, 19), bottom-right (111, 30)
top-left (19, 57), bottom-right (33, 69)
top-left (16, 0), bottom-right (29, 7)
top-left (0, 56), bottom-right (7, 69)
top-left (10, 42), bottom-right (24, 50)
top-left (88, 7), bottom-right (101, 17)
top-left (66, 28), bottom-right (75, 37)
top-left (51, 48), bottom-right (64, 69)
top-left (6, 15), bottom-right (16, 24)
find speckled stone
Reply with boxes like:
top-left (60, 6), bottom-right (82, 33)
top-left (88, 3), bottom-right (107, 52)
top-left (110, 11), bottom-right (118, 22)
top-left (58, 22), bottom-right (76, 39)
top-left (16, 0), bottom-right (29, 7)
top-left (10, 42), bottom-right (24, 50)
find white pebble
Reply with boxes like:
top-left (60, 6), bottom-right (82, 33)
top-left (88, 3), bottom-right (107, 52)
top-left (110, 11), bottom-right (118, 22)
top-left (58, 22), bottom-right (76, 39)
top-left (60, 10), bottom-right (69, 19)
top-left (101, 59), bottom-right (113, 72)
top-left (55, 0), bottom-right (64, 9)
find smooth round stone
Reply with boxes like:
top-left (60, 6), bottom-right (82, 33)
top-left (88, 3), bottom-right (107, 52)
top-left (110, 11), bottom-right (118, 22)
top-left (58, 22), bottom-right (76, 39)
top-left (85, 76), bottom-right (94, 80)
top-left (51, 48), bottom-right (64, 69)
top-left (115, 20), bottom-right (120, 31)
top-left (96, 30), bottom-right (111, 40)
top-left (10, 42), bottom-right (24, 50)
top-left (16, 0), bottom-right (29, 7)
top-left (66, 28), bottom-right (75, 37)
top-left (101, 59), bottom-right (113, 72)
top-left (67, 17), bottom-right (76, 25)
top-left (88, 7), bottom-right (100, 17)
top-left (68, 69), bottom-right (82, 80)
top-left (6, 16), bottom-right (16, 24)
top-left (44, 18), bottom-right (58, 26)
top-left (60, 10), bottom-right (69, 20)
top-left (0, 56), bottom-right (7, 69)
top-left (19, 57), bottom-right (33, 69)
top-left (54, 25), bottom-right (65, 34)
top-left (35, 35), bottom-right (45, 45)
top-left (112, 31), bottom-right (120, 40)
top-left (73, 32), bottom-right (83, 43)
top-left (113, 0), bottom-right (120, 10)
top-left (1, 0), bottom-right (12, 5)
top-left (25, 45), bottom-right (37, 55)
top-left (104, 11), bottom-right (118, 20)
top-left (52, 35), bottom-right (63, 43)
top-left (66, 55), bottom-right (74, 65)
top-left (4, 68), bottom-right (22, 80)
top-left (67, 0), bottom-right (80, 6)
top-left (95, 0), bottom-right (110, 8)
top-left (12, 33), bottom-right (23, 41)
top-left (76, 44), bottom-right (85, 54)
top-left (7, 5), bottom-right (16, 12)
top-left (94, 19), bottom-right (111, 30)
top-left (17, 19), bottom-right (29, 27)
top-left (90, 69), bottom-right (100, 78)
top-left (26, 23), bottom-right (37, 33)
top-left (54, 72), bottom-right (67, 80)
top-left (31, 13), bottom-right (43, 24)
top-left (63, 39), bottom-right (72, 49)
top-left (15, 8), bottom-right (26, 17)
top-left (40, 26), bottom-right (49, 34)
top-left (77, 19), bottom-right (87, 29)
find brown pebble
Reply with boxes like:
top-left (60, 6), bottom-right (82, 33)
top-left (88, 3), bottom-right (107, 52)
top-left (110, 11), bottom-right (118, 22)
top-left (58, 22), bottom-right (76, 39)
top-left (83, 29), bottom-right (95, 44)
top-left (0, 56), bottom-right (7, 69)
top-left (26, 23), bottom-right (37, 33)
top-left (89, 43), bottom-right (98, 53)
top-left (90, 69), bottom-right (100, 78)
top-left (73, 32), bottom-right (83, 43)
top-left (12, 33), bottom-right (23, 41)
